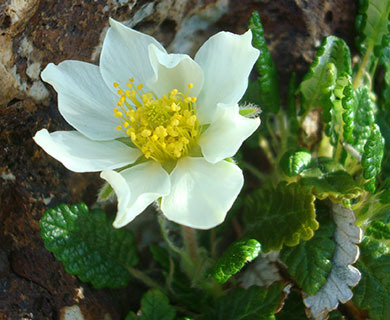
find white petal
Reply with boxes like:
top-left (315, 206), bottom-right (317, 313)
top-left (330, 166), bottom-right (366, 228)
top-left (147, 44), bottom-right (204, 98)
top-left (198, 103), bottom-right (260, 163)
top-left (161, 157), bottom-right (243, 229)
top-left (100, 18), bottom-right (166, 92)
top-left (194, 30), bottom-right (259, 124)
top-left (41, 61), bottom-right (123, 141)
top-left (33, 129), bottom-right (141, 173)
top-left (100, 161), bottom-right (170, 228)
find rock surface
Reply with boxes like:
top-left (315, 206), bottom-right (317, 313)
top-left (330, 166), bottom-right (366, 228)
top-left (0, 0), bottom-right (356, 318)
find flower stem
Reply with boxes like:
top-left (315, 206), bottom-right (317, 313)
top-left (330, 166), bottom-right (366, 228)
top-left (128, 267), bottom-right (167, 294)
top-left (182, 226), bottom-right (199, 266)
top-left (353, 41), bottom-right (374, 89)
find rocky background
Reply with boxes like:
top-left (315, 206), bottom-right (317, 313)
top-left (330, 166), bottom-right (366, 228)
top-left (0, 0), bottom-right (356, 319)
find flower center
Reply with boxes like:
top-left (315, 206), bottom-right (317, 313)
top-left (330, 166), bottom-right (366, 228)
top-left (113, 78), bottom-right (200, 163)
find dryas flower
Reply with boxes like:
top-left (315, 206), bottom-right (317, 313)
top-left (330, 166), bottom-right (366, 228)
top-left (34, 19), bottom-right (260, 229)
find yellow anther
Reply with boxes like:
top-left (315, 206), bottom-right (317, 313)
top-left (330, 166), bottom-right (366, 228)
top-left (141, 129), bottom-right (152, 137)
top-left (113, 82), bottom-right (120, 88)
top-left (171, 103), bottom-right (180, 112)
top-left (116, 125), bottom-right (122, 131)
top-left (113, 76), bottom-right (200, 163)
top-left (171, 119), bottom-right (180, 126)
top-left (187, 115), bottom-right (197, 126)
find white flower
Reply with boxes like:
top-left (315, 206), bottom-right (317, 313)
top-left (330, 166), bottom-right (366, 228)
top-left (33, 19), bottom-right (260, 230)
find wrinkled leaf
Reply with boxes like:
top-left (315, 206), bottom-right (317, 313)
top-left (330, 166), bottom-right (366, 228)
top-left (300, 158), bottom-right (362, 202)
top-left (279, 148), bottom-right (312, 177)
top-left (210, 239), bottom-right (261, 284)
top-left (366, 220), bottom-right (390, 239)
top-left (362, 124), bottom-right (385, 189)
top-left (304, 204), bottom-right (361, 319)
top-left (40, 203), bottom-right (138, 289)
top-left (125, 289), bottom-right (176, 320)
top-left (280, 213), bottom-right (336, 295)
top-left (298, 36), bottom-right (351, 113)
top-left (355, 0), bottom-right (390, 52)
top-left (198, 282), bottom-right (284, 320)
top-left (343, 87), bottom-right (376, 153)
top-left (249, 11), bottom-right (280, 114)
top-left (245, 182), bottom-right (318, 252)
top-left (353, 237), bottom-right (390, 320)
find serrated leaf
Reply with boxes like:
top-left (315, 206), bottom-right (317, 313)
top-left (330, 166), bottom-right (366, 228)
top-left (245, 182), bottom-right (318, 252)
top-left (300, 157), bottom-right (362, 202)
top-left (249, 11), bottom-right (280, 114)
top-left (198, 283), bottom-right (284, 320)
top-left (298, 36), bottom-right (352, 113)
top-left (279, 148), bottom-right (312, 177)
top-left (40, 203), bottom-right (139, 289)
top-left (126, 289), bottom-right (176, 320)
top-left (362, 124), bottom-right (385, 184)
top-left (239, 105), bottom-right (261, 118)
top-left (353, 237), bottom-right (390, 320)
top-left (280, 212), bottom-right (336, 295)
top-left (378, 34), bottom-right (390, 85)
top-left (355, 0), bottom-right (390, 52)
top-left (343, 87), bottom-right (376, 153)
top-left (304, 204), bottom-right (362, 319)
top-left (210, 239), bottom-right (261, 284)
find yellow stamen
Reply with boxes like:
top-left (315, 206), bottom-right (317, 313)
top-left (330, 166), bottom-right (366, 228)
top-left (112, 79), bottom-right (200, 162)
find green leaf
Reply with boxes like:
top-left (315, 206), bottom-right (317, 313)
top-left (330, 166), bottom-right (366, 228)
top-left (279, 148), bottom-right (312, 177)
top-left (343, 87), bottom-right (376, 153)
top-left (298, 36), bottom-right (352, 113)
top-left (353, 237), bottom-right (390, 320)
top-left (239, 105), bottom-right (262, 118)
top-left (40, 203), bottom-right (139, 289)
top-left (362, 124), bottom-right (385, 185)
top-left (366, 220), bottom-right (390, 239)
top-left (126, 289), bottom-right (176, 320)
top-left (245, 182), bottom-right (318, 252)
top-left (300, 158), bottom-right (362, 202)
top-left (249, 11), bottom-right (280, 114)
top-left (280, 212), bottom-right (336, 295)
top-left (355, 0), bottom-right (390, 52)
top-left (210, 239), bottom-right (261, 284)
top-left (287, 72), bottom-right (300, 136)
top-left (378, 34), bottom-right (390, 85)
top-left (199, 282), bottom-right (283, 320)
top-left (275, 291), bottom-right (307, 320)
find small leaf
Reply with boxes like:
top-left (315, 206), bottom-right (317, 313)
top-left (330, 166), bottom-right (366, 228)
top-left (199, 282), bottom-right (284, 320)
top-left (249, 11), bottom-right (280, 114)
top-left (355, 0), bottom-right (390, 53)
top-left (280, 210), bottom-right (336, 295)
top-left (239, 104), bottom-right (262, 118)
top-left (298, 36), bottom-right (352, 113)
top-left (40, 203), bottom-right (139, 289)
top-left (304, 204), bottom-right (362, 319)
top-left (362, 124), bottom-right (385, 188)
top-left (245, 182), bottom-right (318, 252)
top-left (210, 239), bottom-right (261, 284)
top-left (279, 148), bottom-right (312, 177)
top-left (126, 289), bottom-right (176, 320)
top-left (353, 237), bottom-right (390, 320)
top-left (342, 87), bottom-right (376, 153)
top-left (300, 158), bottom-right (362, 202)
